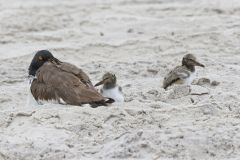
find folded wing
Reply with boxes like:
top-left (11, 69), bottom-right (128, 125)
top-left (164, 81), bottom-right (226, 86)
top-left (57, 62), bottom-right (93, 87)
top-left (31, 62), bottom-right (106, 106)
top-left (163, 66), bottom-right (190, 89)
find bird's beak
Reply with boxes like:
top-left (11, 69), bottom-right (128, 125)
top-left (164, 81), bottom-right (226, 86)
top-left (50, 57), bottom-right (61, 65)
top-left (94, 78), bottom-right (107, 87)
top-left (193, 60), bottom-right (205, 67)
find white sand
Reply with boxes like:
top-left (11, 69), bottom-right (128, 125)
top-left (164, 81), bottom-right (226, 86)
top-left (1, 0), bottom-right (240, 159)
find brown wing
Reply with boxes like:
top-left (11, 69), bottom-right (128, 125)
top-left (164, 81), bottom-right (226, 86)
top-left (56, 62), bottom-right (93, 87)
top-left (163, 66), bottom-right (190, 89)
top-left (31, 62), bottom-right (105, 106)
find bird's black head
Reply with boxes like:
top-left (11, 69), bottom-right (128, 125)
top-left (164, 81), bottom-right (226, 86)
top-left (28, 50), bottom-right (60, 76)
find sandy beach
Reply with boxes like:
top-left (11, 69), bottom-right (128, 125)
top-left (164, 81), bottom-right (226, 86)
top-left (1, 0), bottom-right (240, 159)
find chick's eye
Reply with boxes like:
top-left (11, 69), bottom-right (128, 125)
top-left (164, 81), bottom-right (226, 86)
top-left (189, 59), bottom-right (195, 62)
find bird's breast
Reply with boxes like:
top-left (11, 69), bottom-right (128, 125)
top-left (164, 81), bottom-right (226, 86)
top-left (102, 86), bottom-right (124, 103)
top-left (28, 77), bottom-right (66, 106)
top-left (184, 71), bottom-right (196, 85)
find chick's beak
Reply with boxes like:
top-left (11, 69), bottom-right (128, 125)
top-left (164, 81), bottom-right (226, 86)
top-left (193, 60), bottom-right (205, 67)
top-left (94, 78), bottom-right (107, 87)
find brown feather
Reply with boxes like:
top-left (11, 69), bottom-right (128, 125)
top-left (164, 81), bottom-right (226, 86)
top-left (163, 66), bottom-right (190, 89)
top-left (31, 62), bottom-right (107, 106)
top-left (56, 62), bottom-right (93, 87)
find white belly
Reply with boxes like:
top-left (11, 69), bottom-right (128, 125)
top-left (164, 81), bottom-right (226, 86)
top-left (184, 72), bottom-right (195, 85)
top-left (102, 86), bottom-right (124, 103)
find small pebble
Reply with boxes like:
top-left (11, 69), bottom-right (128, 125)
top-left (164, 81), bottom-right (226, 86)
top-left (211, 80), bottom-right (220, 86)
top-left (127, 28), bottom-right (133, 33)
